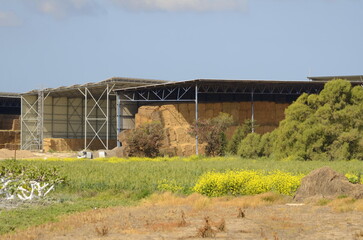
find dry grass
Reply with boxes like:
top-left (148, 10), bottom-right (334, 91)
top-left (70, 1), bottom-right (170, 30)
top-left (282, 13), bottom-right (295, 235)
top-left (328, 198), bottom-right (363, 212)
top-left (178, 210), bottom-right (187, 227)
top-left (143, 192), bottom-right (287, 210)
top-left (95, 225), bottom-right (109, 236)
top-left (215, 218), bottom-right (226, 232)
top-left (237, 207), bottom-right (245, 218)
top-left (3, 193), bottom-right (363, 240)
top-left (353, 230), bottom-right (363, 240)
top-left (197, 217), bottom-right (216, 238)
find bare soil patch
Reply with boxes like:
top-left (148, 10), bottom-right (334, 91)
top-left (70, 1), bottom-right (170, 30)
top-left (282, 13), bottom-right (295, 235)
top-left (2, 192), bottom-right (363, 240)
top-left (0, 149), bottom-right (35, 159)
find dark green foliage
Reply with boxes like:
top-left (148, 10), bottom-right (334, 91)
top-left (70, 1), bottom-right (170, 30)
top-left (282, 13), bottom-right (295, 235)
top-left (237, 133), bottom-right (262, 158)
top-left (126, 121), bottom-right (165, 157)
top-left (258, 79), bottom-right (363, 161)
top-left (235, 79), bottom-right (363, 160)
top-left (227, 119), bottom-right (254, 154)
top-left (190, 112), bottom-right (234, 156)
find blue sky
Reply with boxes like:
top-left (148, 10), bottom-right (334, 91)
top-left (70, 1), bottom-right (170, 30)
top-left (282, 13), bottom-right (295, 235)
top-left (0, 0), bottom-right (362, 93)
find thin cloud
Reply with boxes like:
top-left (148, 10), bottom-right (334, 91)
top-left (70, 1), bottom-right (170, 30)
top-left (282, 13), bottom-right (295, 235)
top-left (32, 0), bottom-right (102, 18)
top-left (111, 0), bottom-right (248, 12)
top-left (0, 11), bottom-right (22, 27)
top-left (10, 0), bottom-right (247, 21)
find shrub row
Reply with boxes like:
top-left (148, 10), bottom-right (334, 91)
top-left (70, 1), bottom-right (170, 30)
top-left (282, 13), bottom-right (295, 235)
top-left (193, 170), bottom-right (304, 197)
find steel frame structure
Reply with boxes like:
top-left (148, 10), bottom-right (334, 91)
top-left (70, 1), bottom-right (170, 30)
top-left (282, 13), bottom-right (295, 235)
top-left (78, 84), bottom-right (115, 150)
top-left (21, 91), bottom-right (50, 150)
top-left (20, 77), bottom-right (167, 151)
top-left (21, 86), bottom-right (117, 151)
top-left (115, 79), bottom-right (332, 155)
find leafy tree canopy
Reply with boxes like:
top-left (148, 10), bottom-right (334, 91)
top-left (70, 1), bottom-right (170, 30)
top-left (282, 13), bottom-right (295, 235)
top-left (239, 79), bottom-right (363, 161)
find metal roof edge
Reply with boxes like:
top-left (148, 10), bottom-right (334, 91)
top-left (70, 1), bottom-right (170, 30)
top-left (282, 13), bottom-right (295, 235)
top-left (308, 75), bottom-right (363, 81)
top-left (114, 79), bottom-right (330, 92)
top-left (21, 77), bottom-right (172, 95)
top-left (0, 92), bottom-right (21, 98)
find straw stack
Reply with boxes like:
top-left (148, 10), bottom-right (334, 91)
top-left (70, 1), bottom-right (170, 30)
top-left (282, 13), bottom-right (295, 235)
top-left (133, 101), bottom-right (289, 156)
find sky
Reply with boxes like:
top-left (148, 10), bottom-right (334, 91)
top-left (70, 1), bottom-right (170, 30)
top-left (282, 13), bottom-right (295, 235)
top-left (0, 0), bottom-right (363, 93)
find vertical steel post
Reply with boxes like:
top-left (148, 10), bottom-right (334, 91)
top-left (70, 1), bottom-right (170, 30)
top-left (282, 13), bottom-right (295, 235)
top-left (84, 88), bottom-right (87, 150)
top-left (66, 97), bottom-right (69, 139)
top-left (20, 96), bottom-right (23, 150)
top-left (116, 93), bottom-right (121, 147)
top-left (106, 85), bottom-right (109, 149)
top-left (195, 83), bottom-right (199, 155)
top-left (251, 91), bottom-right (255, 133)
top-left (51, 97), bottom-right (54, 138)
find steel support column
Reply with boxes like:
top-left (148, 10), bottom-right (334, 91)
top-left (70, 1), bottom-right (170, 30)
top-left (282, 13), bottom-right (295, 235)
top-left (251, 91), bottom-right (255, 133)
top-left (20, 90), bottom-right (49, 150)
top-left (116, 94), bottom-right (121, 147)
top-left (195, 83), bottom-right (199, 155)
top-left (79, 84), bottom-right (115, 150)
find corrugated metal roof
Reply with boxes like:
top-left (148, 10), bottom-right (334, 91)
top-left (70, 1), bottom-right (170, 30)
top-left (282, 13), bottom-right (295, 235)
top-left (0, 92), bottom-right (20, 98)
top-left (308, 75), bottom-right (363, 81)
top-left (114, 79), bottom-right (331, 92)
top-left (22, 77), bottom-right (170, 98)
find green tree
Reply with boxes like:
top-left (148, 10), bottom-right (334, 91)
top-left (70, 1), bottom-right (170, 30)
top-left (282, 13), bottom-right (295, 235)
top-left (271, 79), bottom-right (363, 161)
top-left (236, 79), bottom-right (363, 161)
top-left (227, 119), bottom-right (254, 154)
top-left (237, 132), bottom-right (262, 158)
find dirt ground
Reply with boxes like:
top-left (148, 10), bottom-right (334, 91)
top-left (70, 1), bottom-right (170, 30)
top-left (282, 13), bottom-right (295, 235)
top-left (2, 193), bottom-right (363, 240)
top-left (0, 149), bottom-right (78, 160)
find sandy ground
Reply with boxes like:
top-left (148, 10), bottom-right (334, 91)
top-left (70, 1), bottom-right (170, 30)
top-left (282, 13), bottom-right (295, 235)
top-left (0, 149), bottom-right (78, 160)
top-left (2, 193), bottom-right (363, 240)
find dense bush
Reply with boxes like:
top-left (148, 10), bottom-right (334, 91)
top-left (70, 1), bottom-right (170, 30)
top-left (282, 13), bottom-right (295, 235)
top-left (238, 79), bottom-right (363, 161)
top-left (189, 112), bottom-right (234, 156)
top-left (227, 119), bottom-right (254, 154)
top-left (193, 170), bottom-right (304, 197)
top-left (126, 121), bottom-right (165, 157)
top-left (237, 133), bottom-right (262, 158)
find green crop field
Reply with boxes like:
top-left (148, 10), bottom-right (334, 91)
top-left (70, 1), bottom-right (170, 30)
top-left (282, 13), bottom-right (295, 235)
top-left (1, 156), bottom-right (363, 235)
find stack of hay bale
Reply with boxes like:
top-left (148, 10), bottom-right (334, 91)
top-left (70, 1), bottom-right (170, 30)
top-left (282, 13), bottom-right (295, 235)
top-left (0, 115), bottom-right (20, 150)
top-left (133, 101), bottom-right (289, 156)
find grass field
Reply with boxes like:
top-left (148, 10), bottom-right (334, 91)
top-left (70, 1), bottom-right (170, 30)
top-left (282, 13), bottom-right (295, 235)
top-left (1, 156), bottom-right (363, 235)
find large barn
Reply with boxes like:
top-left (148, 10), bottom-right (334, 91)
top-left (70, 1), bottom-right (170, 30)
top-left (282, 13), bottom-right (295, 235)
top-left (5, 75), bottom-right (361, 155)
top-left (20, 77), bottom-right (168, 151)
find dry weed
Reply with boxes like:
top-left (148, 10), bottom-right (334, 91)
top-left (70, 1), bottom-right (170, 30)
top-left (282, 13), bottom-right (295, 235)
top-left (328, 198), bottom-right (359, 212)
top-left (237, 207), bottom-right (245, 218)
top-left (260, 227), bottom-right (267, 239)
top-left (192, 196), bottom-right (212, 211)
top-left (214, 192), bottom-right (288, 209)
top-left (216, 218), bottom-right (226, 232)
top-left (178, 210), bottom-right (187, 227)
top-left (95, 225), bottom-right (110, 236)
top-left (353, 230), bottom-right (363, 240)
top-left (197, 216), bottom-right (216, 238)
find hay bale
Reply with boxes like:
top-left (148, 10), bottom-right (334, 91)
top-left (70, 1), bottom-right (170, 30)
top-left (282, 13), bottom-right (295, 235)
top-left (12, 119), bottom-right (20, 131)
top-left (213, 103), bottom-right (223, 116)
top-left (294, 167), bottom-right (363, 201)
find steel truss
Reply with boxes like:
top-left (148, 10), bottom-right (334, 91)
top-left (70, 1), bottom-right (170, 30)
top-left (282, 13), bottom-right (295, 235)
top-left (118, 82), bottom-right (322, 102)
top-left (78, 85), bottom-right (115, 149)
top-left (21, 85), bottom-right (116, 151)
top-left (79, 84), bottom-right (115, 150)
top-left (21, 91), bottom-right (50, 150)
top-left (67, 98), bottom-right (83, 138)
